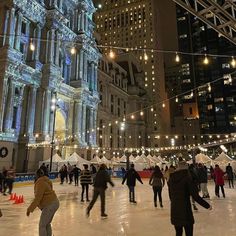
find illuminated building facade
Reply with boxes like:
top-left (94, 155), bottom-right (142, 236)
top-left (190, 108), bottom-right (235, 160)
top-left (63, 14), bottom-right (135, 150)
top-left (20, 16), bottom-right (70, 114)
top-left (93, 0), bottom-right (176, 147)
top-left (0, 0), bottom-right (100, 171)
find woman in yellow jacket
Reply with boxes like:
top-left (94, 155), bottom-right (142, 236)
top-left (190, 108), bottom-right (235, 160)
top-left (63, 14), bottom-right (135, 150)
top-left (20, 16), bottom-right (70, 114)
top-left (27, 169), bottom-right (59, 236)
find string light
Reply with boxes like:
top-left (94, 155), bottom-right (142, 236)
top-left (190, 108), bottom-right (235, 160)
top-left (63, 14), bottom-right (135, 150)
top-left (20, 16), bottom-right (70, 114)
top-left (70, 46), bottom-right (76, 55)
top-left (131, 114), bottom-right (135, 119)
top-left (175, 97), bottom-right (179, 103)
top-left (29, 40), bottom-right (35, 51)
top-left (208, 83), bottom-right (211, 92)
top-left (162, 103), bottom-right (166, 108)
top-left (231, 56), bottom-right (236, 67)
top-left (203, 54), bottom-right (209, 65)
top-left (144, 51), bottom-right (148, 61)
top-left (140, 111), bottom-right (144, 116)
top-left (109, 49), bottom-right (115, 59)
top-left (175, 52), bottom-right (180, 63)
top-left (190, 91), bottom-right (194, 97)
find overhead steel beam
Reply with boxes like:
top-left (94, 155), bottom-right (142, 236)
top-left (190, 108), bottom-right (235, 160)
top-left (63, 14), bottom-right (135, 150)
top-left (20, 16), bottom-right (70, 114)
top-left (173, 0), bottom-right (236, 45)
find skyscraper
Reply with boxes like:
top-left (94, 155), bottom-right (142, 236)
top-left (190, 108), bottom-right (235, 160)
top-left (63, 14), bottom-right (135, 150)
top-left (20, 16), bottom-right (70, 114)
top-left (176, 5), bottom-right (236, 142)
top-left (94, 0), bottom-right (178, 147)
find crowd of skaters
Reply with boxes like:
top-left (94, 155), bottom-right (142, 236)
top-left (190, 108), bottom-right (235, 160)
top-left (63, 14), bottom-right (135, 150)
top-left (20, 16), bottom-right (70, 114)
top-left (0, 159), bottom-right (235, 236)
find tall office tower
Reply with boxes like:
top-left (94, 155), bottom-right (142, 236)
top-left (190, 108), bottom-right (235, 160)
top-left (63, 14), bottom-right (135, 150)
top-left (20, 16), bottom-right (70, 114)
top-left (93, 0), bottom-right (178, 147)
top-left (0, 0), bottom-right (100, 171)
top-left (176, 6), bottom-right (236, 142)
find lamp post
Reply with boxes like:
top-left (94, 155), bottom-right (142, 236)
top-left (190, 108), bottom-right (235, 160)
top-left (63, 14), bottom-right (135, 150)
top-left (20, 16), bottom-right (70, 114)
top-left (49, 93), bottom-right (57, 172)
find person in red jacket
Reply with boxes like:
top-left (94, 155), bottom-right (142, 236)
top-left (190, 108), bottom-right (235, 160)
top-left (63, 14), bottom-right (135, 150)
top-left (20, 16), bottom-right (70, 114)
top-left (214, 165), bottom-right (225, 198)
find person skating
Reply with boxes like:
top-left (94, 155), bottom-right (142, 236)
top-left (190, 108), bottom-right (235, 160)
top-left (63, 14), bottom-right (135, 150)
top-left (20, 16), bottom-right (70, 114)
top-left (67, 163), bottom-right (73, 184)
top-left (27, 169), bottom-right (59, 236)
top-left (226, 163), bottom-right (234, 188)
top-left (149, 166), bottom-right (165, 208)
top-left (80, 164), bottom-right (92, 202)
top-left (40, 163), bottom-right (49, 177)
top-left (86, 164), bottom-right (114, 218)
top-left (122, 163), bottom-right (143, 204)
top-left (3, 166), bottom-right (15, 195)
top-left (198, 164), bottom-right (210, 198)
top-left (214, 164), bottom-right (226, 198)
top-left (169, 158), bottom-right (211, 236)
top-left (73, 165), bottom-right (80, 186)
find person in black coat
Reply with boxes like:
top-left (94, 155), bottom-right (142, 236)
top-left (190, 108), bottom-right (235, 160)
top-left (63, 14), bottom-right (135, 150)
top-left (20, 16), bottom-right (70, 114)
top-left (86, 164), bottom-right (114, 218)
top-left (169, 160), bottom-right (211, 236)
top-left (226, 163), bottom-right (234, 188)
top-left (122, 163), bottom-right (143, 204)
top-left (198, 164), bottom-right (210, 198)
top-left (73, 165), bottom-right (80, 186)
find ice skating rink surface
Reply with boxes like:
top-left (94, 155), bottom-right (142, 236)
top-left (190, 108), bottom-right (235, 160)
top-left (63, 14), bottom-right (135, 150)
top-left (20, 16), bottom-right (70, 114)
top-left (1, 179), bottom-right (236, 236)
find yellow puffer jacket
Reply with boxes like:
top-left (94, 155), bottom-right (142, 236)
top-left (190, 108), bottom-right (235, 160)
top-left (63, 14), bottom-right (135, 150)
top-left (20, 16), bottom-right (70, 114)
top-left (28, 176), bottom-right (58, 212)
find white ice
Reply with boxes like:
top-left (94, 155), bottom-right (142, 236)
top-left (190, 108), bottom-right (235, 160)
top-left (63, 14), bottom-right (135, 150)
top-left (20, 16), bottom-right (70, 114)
top-left (0, 179), bottom-right (236, 236)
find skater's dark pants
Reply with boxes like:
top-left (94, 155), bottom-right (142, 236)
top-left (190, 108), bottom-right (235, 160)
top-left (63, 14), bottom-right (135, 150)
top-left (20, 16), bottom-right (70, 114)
top-left (174, 224), bottom-right (193, 236)
top-left (74, 175), bottom-right (79, 186)
top-left (128, 186), bottom-right (135, 202)
top-left (152, 186), bottom-right (162, 203)
top-left (81, 184), bottom-right (89, 200)
top-left (87, 187), bottom-right (106, 215)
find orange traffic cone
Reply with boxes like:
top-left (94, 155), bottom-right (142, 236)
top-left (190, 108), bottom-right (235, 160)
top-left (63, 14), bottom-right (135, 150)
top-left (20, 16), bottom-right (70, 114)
top-left (19, 195), bottom-right (24, 204)
top-left (13, 193), bottom-right (17, 200)
top-left (9, 193), bottom-right (14, 201)
top-left (13, 196), bottom-right (19, 204)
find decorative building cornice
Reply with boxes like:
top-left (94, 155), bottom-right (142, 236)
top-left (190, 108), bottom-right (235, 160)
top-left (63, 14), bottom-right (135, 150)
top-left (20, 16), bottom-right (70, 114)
top-left (13, 0), bottom-right (46, 25)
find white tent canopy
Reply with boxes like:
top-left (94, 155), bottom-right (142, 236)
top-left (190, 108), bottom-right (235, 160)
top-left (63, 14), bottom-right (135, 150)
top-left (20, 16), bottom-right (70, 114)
top-left (134, 154), bottom-right (147, 164)
top-left (119, 155), bottom-right (127, 162)
top-left (195, 153), bottom-right (212, 164)
top-left (215, 152), bottom-right (233, 163)
top-left (129, 154), bottom-right (136, 162)
top-left (90, 155), bottom-right (102, 164)
top-left (65, 152), bottom-right (90, 168)
top-left (100, 156), bottom-right (111, 164)
top-left (39, 153), bottom-right (64, 171)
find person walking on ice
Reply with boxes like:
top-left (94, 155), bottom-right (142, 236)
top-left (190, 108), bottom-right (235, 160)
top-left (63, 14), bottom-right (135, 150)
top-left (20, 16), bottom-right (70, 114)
top-left (122, 163), bottom-right (143, 204)
top-left (86, 164), bottom-right (114, 218)
top-left (26, 169), bottom-right (59, 236)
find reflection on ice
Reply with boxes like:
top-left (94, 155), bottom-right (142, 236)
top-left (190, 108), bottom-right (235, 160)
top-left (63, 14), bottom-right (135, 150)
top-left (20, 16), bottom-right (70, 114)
top-left (0, 180), bottom-right (236, 235)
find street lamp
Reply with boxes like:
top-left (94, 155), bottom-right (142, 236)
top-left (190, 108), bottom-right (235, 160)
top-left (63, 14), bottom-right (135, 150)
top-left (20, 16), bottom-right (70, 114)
top-left (49, 93), bottom-right (57, 172)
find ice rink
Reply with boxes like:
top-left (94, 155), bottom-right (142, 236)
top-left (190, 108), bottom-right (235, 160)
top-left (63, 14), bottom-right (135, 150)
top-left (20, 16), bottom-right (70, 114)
top-left (1, 179), bottom-right (236, 236)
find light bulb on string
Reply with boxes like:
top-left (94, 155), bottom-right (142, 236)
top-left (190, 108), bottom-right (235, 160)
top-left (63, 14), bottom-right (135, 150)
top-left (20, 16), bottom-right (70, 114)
top-left (70, 46), bottom-right (76, 55)
top-left (231, 56), bottom-right (236, 67)
top-left (175, 97), bottom-right (178, 103)
top-left (131, 114), bottom-right (135, 119)
top-left (144, 51), bottom-right (148, 61)
top-left (208, 83), bottom-right (211, 92)
top-left (140, 111), bottom-right (144, 116)
top-left (109, 49), bottom-right (115, 59)
top-left (190, 90), bottom-right (194, 97)
top-left (203, 54), bottom-right (209, 65)
top-left (150, 107), bottom-right (154, 112)
top-left (175, 52), bottom-right (180, 63)
top-left (162, 103), bottom-right (166, 108)
top-left (29, 40), bottom-right (35, 51)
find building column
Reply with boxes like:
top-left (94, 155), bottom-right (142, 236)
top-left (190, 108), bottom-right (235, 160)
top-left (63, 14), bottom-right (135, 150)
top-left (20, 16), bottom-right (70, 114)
top-left (5, 8), bottom-right (16, 47)
top-left (89, 108), bottom-right (94, 145)
top-left (34, 87), bottom-right (44, 134)
top-left (74, 101), bottom-right (83, 140)
top-left (81, 103), bottom-right (87, 143)
top-left (94, 64), bottom-right (98, 91)
top-left (3, 80), bottom-right (15, 132)
top-left (35, 24), bottom-right (42, 61)
top-left (47, 29), bottom-right (55, 63)
top-left (79, 49), bottom-right (84, 80)
top-left (90, 63), bottom-right (95, 90)
top-left (80, 10), bottom-right (84, 32)
top-left (54, 31), bottom-right (60, 66)
top-left (26, 86), bottom-right (37, 135)
top-left (15, 86), bottom-right (25, 133)
top-left (84, 12), bottom-right (88, 32)
top-left (83, 52), bottom-right (88, 82)
top-left (93, 109), bottom-right (98, 146)
top-left (43, 90), bottom-right (51, 135)
top-left (14, 11), bottom-right (22, 50)
top-left (0, 77), bottom-right (8, 131)
top-left (77, 11), bottom-right (81, 32)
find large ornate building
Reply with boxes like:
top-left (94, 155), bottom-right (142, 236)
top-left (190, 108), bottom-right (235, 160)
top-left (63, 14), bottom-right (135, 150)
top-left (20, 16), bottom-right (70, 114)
top-left (97, 53), bottom-right (149, 156)
top-left (0, 0), bottom-right (100, 171)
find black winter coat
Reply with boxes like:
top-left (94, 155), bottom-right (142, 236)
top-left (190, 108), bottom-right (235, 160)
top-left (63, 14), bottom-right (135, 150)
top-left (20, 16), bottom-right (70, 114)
top-left (122, 168), bottom-right (143, 186)
top-left (93, 169), bottom-right (114, 189)
top-left (169, 169), bottom-right (210, 226)
top-left (198, 167), bottom-right (208, 183)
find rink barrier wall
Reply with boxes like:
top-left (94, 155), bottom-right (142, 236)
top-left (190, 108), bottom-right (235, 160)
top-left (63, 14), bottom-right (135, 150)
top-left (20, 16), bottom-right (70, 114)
top-left (14, 172), bottom-right (59, 182)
